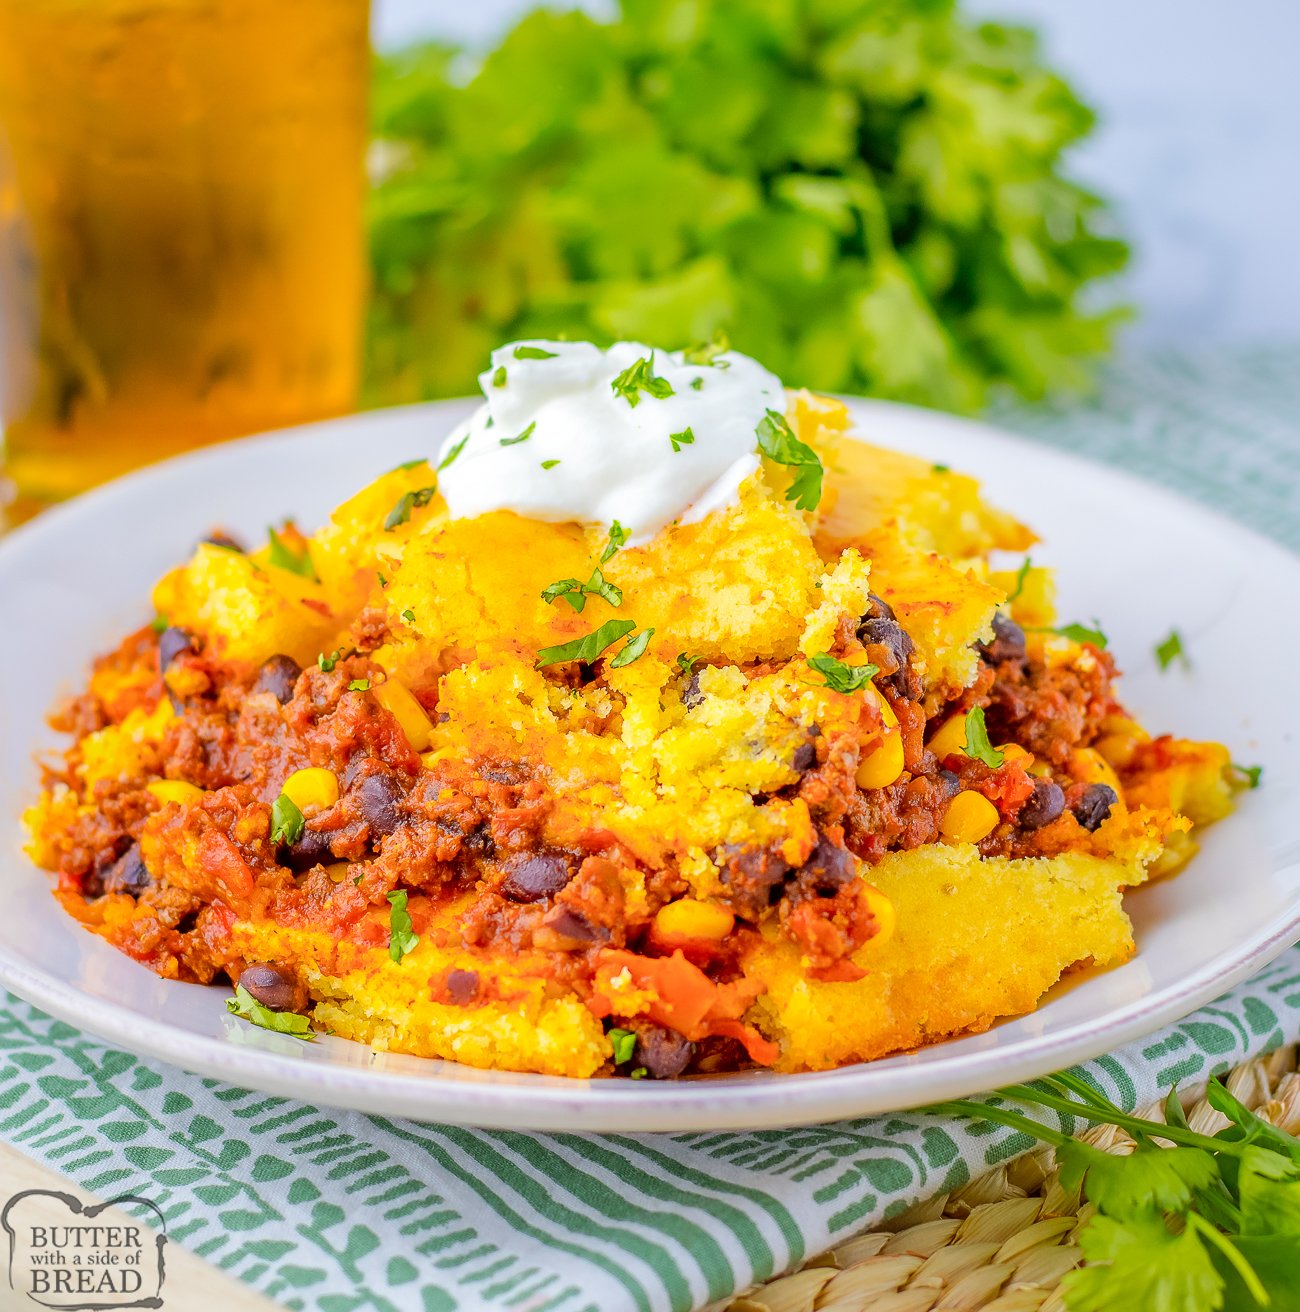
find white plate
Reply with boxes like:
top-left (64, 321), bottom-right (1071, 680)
top-left (2, 400), bottom-right (1298, 1131)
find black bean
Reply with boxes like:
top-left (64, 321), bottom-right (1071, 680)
top-left (284, 825), bottom-right (335, 871)
top-left (720, 844), bottom-right (792, 920)
top-left (536, 905), bottom-right (607, 949)
top-left (444, 969), bottom-right (479, 1006)
top-left (500, 852), bottom-right (572, 902)
top-left (791, 736), bottom-right (818, 774)
top-left (682, 671), bottom-right (704, 710)
top-left (1072, 783), bottom-right (1118, 832)
top-left (255, 654), bottom-right (301, 704)
top-left (859, 617), bottom-right (915, 671)
top-left (979, 613), bottom-right (1027, 665)
top-left (351, 769), bottom-right (406, 838)
top-left (103, 843), bottom-right (151, 894)
top-left (937, 769), bottom-right (962, 798)
top-left (795, 836), bottom-right (857, 895)
top-left (866, 592), bottom-right (896, 622)
top-left (158, 626), bottom-right (195, 672)
top-left (1020, 779), bottom-right (1066, 830)
top-left (632, 1024), bottom-right (694, 1079)
top-left (238, 963), bottom-right (298, 1012)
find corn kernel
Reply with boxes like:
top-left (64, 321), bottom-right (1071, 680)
top-left (325, 861), bottom-right (353, 883)
top-left (281, 767), bottom-right (340, 816)
top-left (856, 731), bottom-right (906, 790)
top-left (374, 678), bottom-right (433, 752)
top-left (1075, 747), bottom-right (1124, 797)
top-left (865, 685), bottom-right (898, 729)
top-left (146, 780), bottom-right (204, 807)
top-left (1095, 733), bottom-right (1142, 770)
top-left (654, 898), bottom-right (734, 941)
top-left (940, 790), bottom-right (1000, 843)
top-left (927, 712), bottom-right (968, 762)
top-left (862, 884), bottom-right (895, 950)
top-left (999, 743), bottom-right (1034, 770)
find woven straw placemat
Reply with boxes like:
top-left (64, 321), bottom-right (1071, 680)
top-left (729, 1046), bottom-right (1300, 1311)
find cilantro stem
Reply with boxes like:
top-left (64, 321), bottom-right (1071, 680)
top-left (1185, 1213), bottom-right (1270, 1306)
top-left (1042, 1072), bottom-right (1117, 1113)
top-left (929, 1099), bottom-right (1074, 1149)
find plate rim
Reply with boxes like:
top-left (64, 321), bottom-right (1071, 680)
top-left (3, 396), bottom-right (1298, 1132)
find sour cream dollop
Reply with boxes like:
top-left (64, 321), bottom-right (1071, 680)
top-left (435, 340), bottom-right (785, 542)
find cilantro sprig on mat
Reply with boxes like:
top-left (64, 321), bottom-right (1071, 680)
top-left (936, 1075), bottom-right (1300, 1310)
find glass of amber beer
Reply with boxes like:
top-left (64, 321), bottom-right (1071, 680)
top-left (0, 0), bottom-right (370, 510)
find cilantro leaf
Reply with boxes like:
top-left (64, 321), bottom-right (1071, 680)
top-left (541, 459), bottom-right (561, 470)
top-left (438, 434), bottom-right (469, 472)
top-left (1155, 628), bottom-right (1188, 671)
top-left (384, 485), bottom-right (437, 530)
top-left (537, 618), bottom-right (636, 668)
top-left (676, 653), bottom-right (699, 675)
top-left (669, 427), bottom-right (695, 453)
top-left (226, 984), bottom-right (313, 1039)
top-left (1007, 557), bottom-right (1033, 603)
top-left (513, 344), bottom-right (558, 360)
top-left (150, 614), bottom-right (169, 635)
top-left (1058, 1139), bottom-right (1219, 1217)
top-left (1232, 763), bottom-right (1263, 790)
top-left (317, 649), bottom-right (341, 672)
top-left (607, 1027), bottom-right (636, 1064)
top-left (610, 353), bottom-right (674, 408)
top-left (400, 608), bottom-right (416, 623)
top-left (541, 567), bottom-right (622, 614)
top-left (963, 705), bottom-right (1005, 768)
top-left (610, 627), bottom-right (654, 668)
top-left (387, 889), bottom-right (420, 963)
top-left (347, 679), bottom-right (371, 691)
top-left (809, 653), bottom-right (878, 694)
top-left (267, 527), bottom-right (318, 581)
top-left (500, 421), bottom-right (536, 447)
top-left (682, 334), bottom-right (730, 367)
top-left (756, 409), bottom-right (823, 511)
top-left (270, 793), bottom-right (306, 846)
top-left (1052, 620), bottom-right (1109, 649)
top-left (1064, 1211), bottom-right (1225, 1312)
top-left (600, 520), bottom-right (630, 563)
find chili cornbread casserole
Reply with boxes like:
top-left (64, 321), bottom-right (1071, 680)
top-left (25, 341), bottom-right (1238, 1079)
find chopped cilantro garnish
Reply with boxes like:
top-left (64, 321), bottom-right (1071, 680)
top-left (437, 434), bottom-right (469, 472)
top-left (270, 793), bottom-right (305, 846)
top-left (317, 649), bottom-right (340, 672)
top-left (600, 520), bottom-right (629, 564)
top-left (682, 333), bottom-right (730, 366)
top-left (536, 618), bottom-right (636, 668)
top-left (756, 409), bottom-right (823, 511)
top-left (400, 608), bottom-right (416, 624)
top-left (607, 1027), bottom-right (636, 1064)
top-left (1232, 762), bottom-right (1263, 789)
top-left (541, 567), bottom-right (622, 614)
top-left (492, 365), bottom-right (507, 388)
top-left (1007, 556), bottom-right (1033, 603)
top-left (610, 353), bottom-right (674, 408)
top-left (1053, 621), bottom-right (1109, 649)
top-left (809, 653), bottom-right (879, 694)
top-left (500, 421), bottom-right (536, 447)
top-left (1155, 628), bottom-right (1188, 671)
top-left (932, 462), bottom-right (951, 473)
top-left (347, 679), bottom-right (371, 692)
top-left (629, 1066), bottom-right (648, 1079)
top-left (541, 459), bottom-right (561, 470)
top-left (384, 486), bottom-right (437, 530)
top-left (386, 890), bottom-right (420, 963)
top-left (690, 377), bottom-right (704, 391)
top-left (669, 427), bottom-right (695, 453)
top-left (267, 527), bottom-right (318, 581)
top-left (226, 984), bottom-right (313, 1038)
top-left (150, 614), bottom-right (169, 634)
top-left (512, 344), bottom-right (558, 360)
top-left (676, 652), bottom-right (699, 675)
top-left (962, 705), bottom-right (1005, 767)
top-left (610, 627), bottom-right (654, 668)
top-left (391, 458), bottom-right (425, 472)
top-left (376, 571), bottom-right (387, 588)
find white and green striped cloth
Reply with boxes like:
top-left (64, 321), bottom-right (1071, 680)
top-left (3, 346), bottom-right (1298, 1312)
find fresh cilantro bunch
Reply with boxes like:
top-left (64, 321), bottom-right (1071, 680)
top-left (367, 0), bottom-right (1128, 409)
top-left (938, 1074), bottom-right (1300, 1310)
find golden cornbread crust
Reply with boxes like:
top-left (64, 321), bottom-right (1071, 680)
top-left (23, 392), bottom-right (1236, 1080)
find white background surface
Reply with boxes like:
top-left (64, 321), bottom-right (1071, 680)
top-left (372, 0), bottom-right (1300, 347)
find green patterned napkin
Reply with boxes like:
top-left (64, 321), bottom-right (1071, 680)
top-left (3, 346), bottom-right (1298, 1312)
